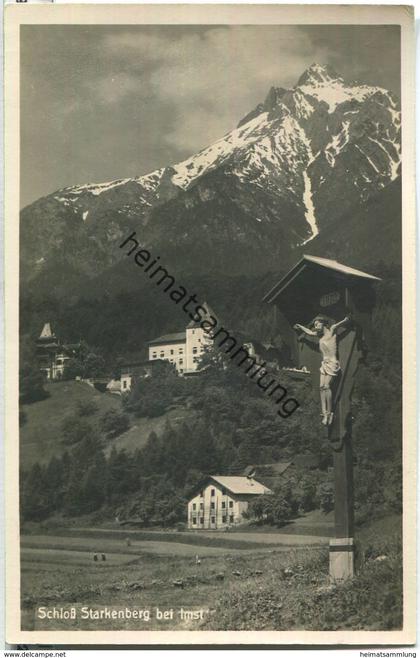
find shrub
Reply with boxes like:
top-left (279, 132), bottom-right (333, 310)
top-left (100, 409), bottom-right (130, 439)
top-left (246, 493), bottom-right (293, 527)
top-left (77, 399), bottom-right (99, 417)
top-left (61, 416), bottom-right (94, 445)
top-left (19, 363), bottom-right (49, 404)
top-left (63, 358), bottom-right (83, 380)
top-left (319, 482), bottom-right (334, 513)
top-left (300, 475), bottom-right (319, 512)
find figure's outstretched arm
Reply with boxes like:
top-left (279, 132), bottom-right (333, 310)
top-left (293, 323), bottom-right (317, 337)
top-left (330, 316), bottom-right (351, 334)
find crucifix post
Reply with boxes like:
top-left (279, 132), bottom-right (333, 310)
top-left (263, 256), bottom-right (380, 583)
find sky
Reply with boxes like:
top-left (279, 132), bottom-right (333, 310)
top-left (20, 24), bottom-right (400, 207)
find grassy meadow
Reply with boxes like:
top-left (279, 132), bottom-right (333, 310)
top-left (21, 515), bottom-right (401, 632)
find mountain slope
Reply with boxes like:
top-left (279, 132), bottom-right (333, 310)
top-left (302, 177), bottom-right (401, 270)
top-left (20, 63), bottom-right (401, 286)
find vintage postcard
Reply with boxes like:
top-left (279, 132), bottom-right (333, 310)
top-left (4, 3), bottom-right (416, 646)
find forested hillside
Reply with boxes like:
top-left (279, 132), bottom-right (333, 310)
top-left (19, 61), bottom-right (402, 532)
top-left (21, 269), bottom-right (401, 529)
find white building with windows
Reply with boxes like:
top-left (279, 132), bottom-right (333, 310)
top-left (185, 319), bottom-right (213, 371)
top-left (148, 332), bottom-right (188, 373)
top-left (187, 475), bottom-right (272, 530)
top-left (148, 305), bottom-right (214, 374)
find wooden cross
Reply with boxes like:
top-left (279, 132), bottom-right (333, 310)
top-left (263, 255), bottom-right (380, 581)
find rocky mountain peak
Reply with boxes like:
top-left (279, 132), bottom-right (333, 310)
top-left (263, 86), bottom-right (287, 110)
top-left (20, 63), bottom-right (401, 284)
top-left (297, 63), bottom-right (342, 87)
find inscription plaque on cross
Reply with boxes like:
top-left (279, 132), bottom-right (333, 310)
top-left (264, 255), bottom-right (380, 581)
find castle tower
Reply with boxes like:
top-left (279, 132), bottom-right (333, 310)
top-left (36, 323), bottom-right (60, 379)
top-left (185, 302), bottom-right (216, 372)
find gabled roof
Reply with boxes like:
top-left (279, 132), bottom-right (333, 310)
top-left (251, 462), bottom-right (293, 477)
top-left (302, 255), bottom-right (381, 280)
top-left (210, 475), bottom-right (272, 495)
top-left (263, 254), bottom-right (381, 304)
top-left (39, 322), bottom-right (56, 339)
top-left (243, 463), bottom-right (292, 489)
top-left (148, 332), bottom-right (186, 345)
top-left (121, 358), bottom-right (168, 373)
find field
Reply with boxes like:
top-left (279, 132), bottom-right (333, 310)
top-left (20, 381), bottom-right (196, 468)
top-left (20, 515), bottom-right (402, 632)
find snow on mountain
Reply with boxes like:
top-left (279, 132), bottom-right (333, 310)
top-left (66, 168), bottom-right (164, 198)
top-left (67, 178), bottom-right (132, 196)
top-left (21, 63), bottom-right (401, 279)
top-left (300, 133), bottom-right (319, 243)
top-left (171, 112), bottom-right (271, 190)
top-left (324, 121), bottom-right (350, 167)
top-left (164, 62), bottom-right (400, 242)
top-left (297, 63), bottom-right (389, 113)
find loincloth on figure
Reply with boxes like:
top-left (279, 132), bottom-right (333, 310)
top-left (320, 358), bottom-right (341, 377)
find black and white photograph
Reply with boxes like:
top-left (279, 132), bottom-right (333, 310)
top-left (4, 3), bottom-right (416, 645)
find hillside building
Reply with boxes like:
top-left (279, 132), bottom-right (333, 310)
top-left (148, 303), bottom-right (215, 375)
top-left (187, 475), bottom-right (272, 530)
top-left (243, 456), bottom-right (318, 490)
top-left (148, 332), bottom-right (188, 374)
top-left (119, 358), bottom-right (171, 393)
top-left (36, 323), bottom-right (79, 380)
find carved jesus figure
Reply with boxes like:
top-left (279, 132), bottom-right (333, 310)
top-left (293, 315), bottom-right (350, 426)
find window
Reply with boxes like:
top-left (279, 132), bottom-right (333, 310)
top-left (211, 516), bottom-right (215, 524)
top-left (192, 518), bottom-right (197, 525)
top-left (170, 349), bottom-right (174, 355)
top-left (160, 352), bottom-right (164, 358)
top-left (200, 518), bottom-right (204, 525)
top-left (229, 500), bottom-right (233, 508)
top-left (193, 347), bottom-right (198, 354)
top-left (193, 357), bottom-right (199, 363)
top-left (122, 380), bottom-right (127, 390)
top-left (179, 348), bottom-right (183, 353)
top-left (200, 502), bottom-right (204, 510)
top-left (179, 359), bottom-right (183, 365)
top-left (192, 503), bottom-right (196, 510)
top-left (221, 501), bottom-right (226, 509)
top-left (229, 515), bottom-right (234, 523)
top-left (222, 515), bottom-right (227, 523)
top-left (152, 352), bottom-right (157, 358)
top-left (210, 502), bottom-right (215, 510)
top-left (211, 488), bottom-right (215, 496)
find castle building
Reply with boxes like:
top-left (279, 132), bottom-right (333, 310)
top-left (116, 303), bottom-right (218, 393)
top-left (36, 323), bottom-right (79, 380)
top-left (148, 332), bottom-right (188, 374)
top-left (187, 475), bottom-right (272, 530)
top-left (148, 303), bottom-right (215, 375)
